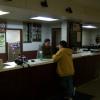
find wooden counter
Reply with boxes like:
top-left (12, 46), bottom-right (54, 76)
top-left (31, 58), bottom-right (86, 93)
top-left (0, 60), bottom-right (57, 99)
top-left (73, 52), bottom-right (100, 86)
top-left (0, 52), bottom-right (100, 99)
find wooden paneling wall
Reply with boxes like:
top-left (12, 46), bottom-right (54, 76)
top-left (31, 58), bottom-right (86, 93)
top-left (0, 53), bottom-right (8, 62)
top-left (22, 51), bottom-right (37, 59)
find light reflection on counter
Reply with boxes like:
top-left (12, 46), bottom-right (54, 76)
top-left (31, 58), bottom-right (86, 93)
top-left (3, 62), bottom-right (19, 69)
top-left (0, 59), bottom-right (54, 72)
top-left (72, 51), bottom-right (92, 58)
top-left (1, 52), bottom-right (100, 72)
top-left (28, 59), bottom-right (53, 66)
top-left (72, 51), bottom-right (100, 58)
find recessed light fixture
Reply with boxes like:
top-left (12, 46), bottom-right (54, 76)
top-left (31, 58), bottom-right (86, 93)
top-left (82, 25), bottom-right (97, 29)
top-left (0, 10), bottom-right (10, 15)
top-left (30, 16), bottom-right (59, 21)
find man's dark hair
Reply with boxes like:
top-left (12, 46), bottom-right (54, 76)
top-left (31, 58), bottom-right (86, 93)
top-left (44, 38), bottom-right (50, 43)
top-left (59, 40), bottom-right (68, 48)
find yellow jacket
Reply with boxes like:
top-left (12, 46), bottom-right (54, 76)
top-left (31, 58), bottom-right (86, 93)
top-left (52, 48), bottom-right (75, 77)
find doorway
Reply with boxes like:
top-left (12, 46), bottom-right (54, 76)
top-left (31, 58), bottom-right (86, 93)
top-left (6, 29), bottom-right (22, 61)
top-left (52, 28), bottom-right (61, 53)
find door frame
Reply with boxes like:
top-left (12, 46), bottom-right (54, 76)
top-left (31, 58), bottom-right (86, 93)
top-left (52, 28), bottom-right (61, 53)
top-left (6, 28), bottom-right (23, 60)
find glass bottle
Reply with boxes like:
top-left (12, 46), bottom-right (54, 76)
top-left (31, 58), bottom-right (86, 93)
top-left (39, 50), bottom-right (43, 60)
top-left (37, 50), bottom-right (43, 60)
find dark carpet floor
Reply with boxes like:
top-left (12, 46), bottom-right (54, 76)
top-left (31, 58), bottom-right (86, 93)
top-left (74, 91), bottom-right (94, 100)
top-left (46, 91), bottom-right (94, 100)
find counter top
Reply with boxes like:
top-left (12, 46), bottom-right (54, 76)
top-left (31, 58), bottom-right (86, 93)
top-left (0, 51), bottom-right (100, 72)
top-left (72, 51), bottom-right (100, 58)
top-left (0, 59), bottom-right (54, 72)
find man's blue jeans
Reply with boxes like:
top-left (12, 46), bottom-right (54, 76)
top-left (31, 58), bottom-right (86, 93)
top-left (59, 76), bottom-right (74, 98)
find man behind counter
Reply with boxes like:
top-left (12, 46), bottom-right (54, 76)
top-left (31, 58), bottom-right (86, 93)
top-left (41, 38), bottom-right (52, 58)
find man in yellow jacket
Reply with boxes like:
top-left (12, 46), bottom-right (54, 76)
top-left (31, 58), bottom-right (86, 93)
top-left (52, 40), bottom-right (75, 100)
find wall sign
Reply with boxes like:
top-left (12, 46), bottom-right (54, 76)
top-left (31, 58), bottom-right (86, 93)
top-left (0, 34), bottom-right (5, 47)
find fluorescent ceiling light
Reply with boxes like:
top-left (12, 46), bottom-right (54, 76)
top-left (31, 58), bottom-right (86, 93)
top-left (30, 16), bottom-right (59, 21)
top-left (0, 10), bottom-right (10, 15)
top-left (82, 25), bottom-right (97, 29)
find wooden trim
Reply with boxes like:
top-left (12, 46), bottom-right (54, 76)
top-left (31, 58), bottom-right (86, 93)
top-left (22, 51), bottom-right (37, 59)
top-left (20, 29), bottom-right (23, 54)
top-left (0, 53), bottom-right (8, 62)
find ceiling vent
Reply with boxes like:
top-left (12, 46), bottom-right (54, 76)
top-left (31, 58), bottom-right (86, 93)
top-left (4, 0), bottom-right (13, 2)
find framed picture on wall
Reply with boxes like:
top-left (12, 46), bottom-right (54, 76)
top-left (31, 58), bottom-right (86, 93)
top-left (32, 24), bottom-right (41, 42)
top-left (23, 22), bottom-right (42, 42)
